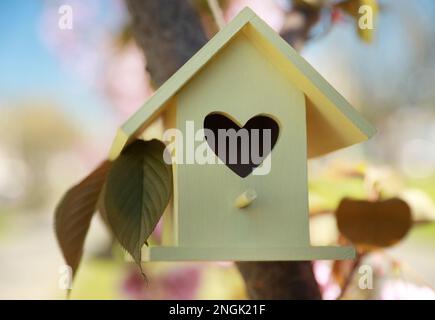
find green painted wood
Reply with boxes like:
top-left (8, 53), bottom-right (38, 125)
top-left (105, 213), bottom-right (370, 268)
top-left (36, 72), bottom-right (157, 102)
top-left (175, 31), bottom-right (310, 251)
top-left (103, 6), bottom-right (378, 262)
top-left (143, 246), bottom-right (355, 261)
top-left (108, 7), bottom-right (375, 160)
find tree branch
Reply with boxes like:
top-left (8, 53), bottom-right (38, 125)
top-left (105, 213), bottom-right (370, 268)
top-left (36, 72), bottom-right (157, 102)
top-left (126, 0), bottom-right (208, 87)
top-left (237, 261), bottom-right (321, 299)
top-left (280, 2), bottom-right (321, 51)
top-left (125, 0), bottom-right (321, 300)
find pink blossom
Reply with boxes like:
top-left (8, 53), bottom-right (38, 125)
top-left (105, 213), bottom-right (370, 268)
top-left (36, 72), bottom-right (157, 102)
top-left (121, 265), bottom-right (202, 300)
top-left (226, 0), bottom-right (285, 31)
top-left (103, 44), bottom-right (153, 117)
top-left (380, 279), bottom-right (435, 300)
top-left (313, 261), bottom-right (341, 300)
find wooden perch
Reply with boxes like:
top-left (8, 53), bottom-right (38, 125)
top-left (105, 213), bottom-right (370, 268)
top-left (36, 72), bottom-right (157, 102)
top-left (235, 189), bottom-right (257, 209)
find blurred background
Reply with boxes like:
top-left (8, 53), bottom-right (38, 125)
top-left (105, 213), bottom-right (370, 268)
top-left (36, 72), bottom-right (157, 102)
top-left (1, 0), bottom-right (435, 299)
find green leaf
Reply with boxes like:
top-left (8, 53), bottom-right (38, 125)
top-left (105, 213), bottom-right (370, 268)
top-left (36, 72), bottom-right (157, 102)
top-left (104, 139), bottom-right (172, 265)
top-left (54, 160), bottom-right (112, 278)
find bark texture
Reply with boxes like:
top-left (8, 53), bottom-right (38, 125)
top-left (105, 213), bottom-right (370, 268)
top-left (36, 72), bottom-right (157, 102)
top-left (126, 0), bottom-right (208, 87)
top-left (237, 261), bottom-right (321, 299)
top-left (280, 2), bottom-right (321, 51)
top-left (125, 0), bottom-right (321, 300)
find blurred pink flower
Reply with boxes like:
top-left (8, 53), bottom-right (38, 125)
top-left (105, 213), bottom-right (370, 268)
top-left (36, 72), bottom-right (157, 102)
top-left (151, 218), bottom-right (163, 245)
top-left (226, 0), bottom-right (285, 31)
top-left (121, 265), bottom-right (202, 300)
top-left (104, 43), bottom-right (153, 117)
top-left (38, 0), bottom-right (127, 89)
top-left (380, 279), bottom-right (435, 300)
top-left (121, 267), bottom-right (148, 300)
top-left (313, 261), bottom-right (341, 300)
top-left (159, 266), bottom-right (202, 300)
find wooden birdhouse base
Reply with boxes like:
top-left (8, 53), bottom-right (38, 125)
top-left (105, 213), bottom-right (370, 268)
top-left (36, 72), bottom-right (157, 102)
top-left (142, 246), bottom-right (355, 261)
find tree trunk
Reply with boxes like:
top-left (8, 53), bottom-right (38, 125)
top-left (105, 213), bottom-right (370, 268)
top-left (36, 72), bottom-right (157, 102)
top-left (237, 261), bottom-right (321, 299)
top-left (126, 0), bottom-right (207, 88)
top-left (125, 0), bottom-right (321, 300)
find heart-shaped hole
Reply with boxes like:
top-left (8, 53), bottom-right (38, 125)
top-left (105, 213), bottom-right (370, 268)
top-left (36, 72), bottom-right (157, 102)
top-left (203, 112), bottom-right (279, 178)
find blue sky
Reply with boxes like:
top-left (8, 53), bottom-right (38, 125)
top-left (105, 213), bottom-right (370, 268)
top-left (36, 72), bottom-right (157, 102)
top-left (1, 0), bottom-right (435, 131)
top-left (0, 0), bottom-right (120, 133)
top-left (0, 1), bottom-right (56, 96)
top-left (0, 1), bottom-right (81, 99)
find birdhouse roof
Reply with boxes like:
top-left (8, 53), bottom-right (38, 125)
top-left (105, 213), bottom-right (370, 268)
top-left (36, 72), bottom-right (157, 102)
top-left (109, 7), bottom-right (375, 160)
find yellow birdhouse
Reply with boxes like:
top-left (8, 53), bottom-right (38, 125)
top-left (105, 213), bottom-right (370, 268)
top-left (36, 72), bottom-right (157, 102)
top-left (108, 7), bottom-right (375, 261)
